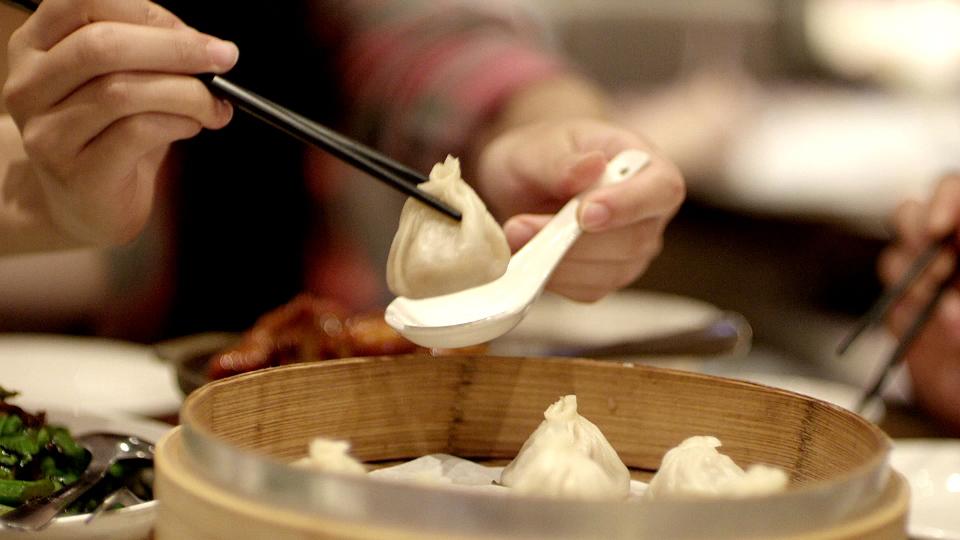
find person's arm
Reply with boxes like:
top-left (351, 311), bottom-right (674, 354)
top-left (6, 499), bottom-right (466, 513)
top-left (316, 0), bottom-right (684, 302)
top-left (310, 1), bottom-right (566, 171)
top-left (879, 173), bottom-right (960, 431)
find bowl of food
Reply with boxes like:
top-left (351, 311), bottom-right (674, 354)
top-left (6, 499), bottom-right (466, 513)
top-left (0, 389), bottom-right (169, 540)
top-left (155, 354), bottom-right (906, 540)
top-left (155, 293), bottom-right (486, 396)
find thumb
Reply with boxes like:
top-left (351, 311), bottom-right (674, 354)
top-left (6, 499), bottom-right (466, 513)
top-left (503, 214), bottom-right (552, 252)
top-left (542, 150), bottom-right (607, 199)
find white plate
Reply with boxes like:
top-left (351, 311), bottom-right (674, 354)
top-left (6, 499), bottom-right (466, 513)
top-left (0, 333), bottom-right (182, 417)
top-left (490, 290), bottom-right (722, 356)
top-left (0, 407), bottom-right (172, 540)
top-left (891, 439), bottom-right (960, 540)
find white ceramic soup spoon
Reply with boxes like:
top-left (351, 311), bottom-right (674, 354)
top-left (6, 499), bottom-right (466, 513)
top-left (385, 149), bottom-right (651, 349)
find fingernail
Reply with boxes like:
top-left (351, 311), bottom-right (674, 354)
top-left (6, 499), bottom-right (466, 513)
top-left (207, 40), bottom-right (239, 71)
top-left (580, 202), bottom-right (610, 231)
top-left (219, 99), bottom-right (234, 122)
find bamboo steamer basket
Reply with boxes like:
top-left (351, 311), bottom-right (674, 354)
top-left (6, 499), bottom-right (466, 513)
top-left (156, 355), bottom-right (907, 539)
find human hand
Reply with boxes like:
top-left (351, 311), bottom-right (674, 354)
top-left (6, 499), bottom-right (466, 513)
top-left (475, 118), bottom-right (685, 302)
top-left (3, 0), bottom-right (238, 246)
top-left (878, 173), bottom-right (960, 429)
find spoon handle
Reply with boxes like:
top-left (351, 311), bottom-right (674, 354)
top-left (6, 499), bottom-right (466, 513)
top-left (0, 463), bottom-right (110, 531)
top-left (510, 150), bottom-right (651, 276)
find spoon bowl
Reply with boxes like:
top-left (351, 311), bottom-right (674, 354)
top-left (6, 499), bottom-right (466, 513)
top-left (386, 150), bottom-right (651, 349)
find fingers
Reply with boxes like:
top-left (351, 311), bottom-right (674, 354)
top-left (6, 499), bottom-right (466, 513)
top-left (77, 112), bottom-right (203, 188)
top-left (878, 246), bottom-right (954, 290)
top-left (881, 174), bottom-right (960, 349)
top-left (504, 213), bottom-right (664, 303)
top-left (889, 174), bottom-right (960, 252)
top-left (544, 150), bottom-right (607, 200)
top-left (5, 23), bottom-right (238, 124)
top-left (888, 289), bottom-right (960, 342)
top-left (478, 118), bottom-right (684, 302)
top-left (880, 173), bottom-right (960, 429)
top-left (903, 321), bottom-right (960, 430)
top-left (578, 158), bottom-right (685, 233)
top-left (892, 199), bottom-right (928, 252)
top-left (16, 0), bottom-right (184, 51)
top-left (545, 258), bottom-right (651, 302)
top-left (23, 73), bottom-right (232, 166)
top-left (507, 214), bottom-right (663, 261)
top-left (503, 214), bottom-right (547, 252)
top-left (37, 114), bottom-right (196, 246)
top-left (927, 173), bottom-right (960, 238)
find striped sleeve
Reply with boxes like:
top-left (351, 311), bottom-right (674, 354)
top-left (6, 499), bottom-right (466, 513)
top-left (314, 0), bottom-right (567, 172)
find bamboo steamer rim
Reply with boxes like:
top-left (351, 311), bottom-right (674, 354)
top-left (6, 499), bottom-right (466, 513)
top-left (156, 426), bottom-right (908, 540)
top-left (182, 355), bottom-right (891, 487)
top-left (175, 355), bottom-right (896, 540)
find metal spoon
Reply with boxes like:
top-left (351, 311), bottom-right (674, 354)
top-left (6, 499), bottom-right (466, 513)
top-left (84, 486), bottom-right (146, 524)
top-left (385, 150), bottom-right (651, 349)
top-left (0, 433), bottom-right (154, 531)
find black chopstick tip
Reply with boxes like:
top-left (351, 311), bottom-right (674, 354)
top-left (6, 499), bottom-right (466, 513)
top-left (414, 193), bottom-right (461, 221)
top-left (839, 238), bottom-right (954, 358)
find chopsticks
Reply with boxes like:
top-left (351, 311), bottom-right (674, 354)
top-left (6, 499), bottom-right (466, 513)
top-left (2, 0), bottom-right (461, 221)
top-left (202, 76), bottom-right (461, 221)
top-left (3, 0), bottom-right (38, 11)
top-left (837, 236), bottom-right (958, 413)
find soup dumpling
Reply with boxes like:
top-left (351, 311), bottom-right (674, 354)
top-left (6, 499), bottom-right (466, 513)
top-left (506, 427), bottom-right (624, 500)
top-left (644, 436), bottom-right (788, 500)
top-left (500, 395), bottom-right (631, 499)
top-left (387, 156), bottom-right (510, 299)
top-left (294, 438), bottom-right (366, 475)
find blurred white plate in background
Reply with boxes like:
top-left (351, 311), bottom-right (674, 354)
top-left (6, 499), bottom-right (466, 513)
top-left (491, 290), bottom-right (722, 356)
top-left (43, 407), bottom-right (173, 442)
top-left (720, 90), bottom-right (960, 234)
top-left (0, 334), bottom-right (181, 417)
top-left (891, 439), bottom-right (960, 540)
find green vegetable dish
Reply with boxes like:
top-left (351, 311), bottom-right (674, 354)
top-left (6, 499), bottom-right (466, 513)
top-left (0, 387), bottom-right (153, 516)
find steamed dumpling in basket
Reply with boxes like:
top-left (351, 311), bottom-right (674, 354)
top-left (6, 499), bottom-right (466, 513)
top-left (293, 438), bottom-right (366, 475)
top-left (500, 395), bottom-right (631, 500)
top-left (505, 427), bottom-right (626, 500)
top-left (644, 436), bottom-right (788, 500)
top-left (387, 156), bottom-right (510, 299)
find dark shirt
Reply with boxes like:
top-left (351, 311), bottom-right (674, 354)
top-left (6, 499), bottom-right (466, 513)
top-left (156, 2), bottom-right (339, 336)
